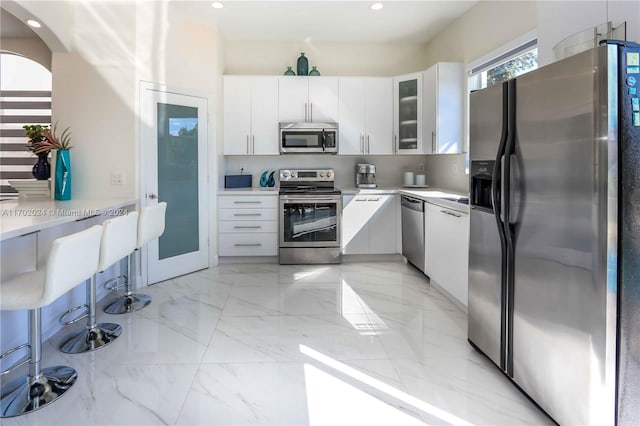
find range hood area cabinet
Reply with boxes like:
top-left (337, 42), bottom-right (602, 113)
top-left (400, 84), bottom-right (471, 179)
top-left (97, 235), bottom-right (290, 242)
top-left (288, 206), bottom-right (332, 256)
top-left (422, 62), bottom-right (464, 154)
top-left (338, 77), bottom-right (393, 155)
top-left (223, 76), bottom-right (279, 155)
top-left (278, 76), bottom-right (339, 123)
top-left (393, 72), bottom-right (423, 154)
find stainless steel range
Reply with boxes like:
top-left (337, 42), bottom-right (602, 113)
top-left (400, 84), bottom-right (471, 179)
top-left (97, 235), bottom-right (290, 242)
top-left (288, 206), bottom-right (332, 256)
top-left (279, 169), bottom-right (342, 264)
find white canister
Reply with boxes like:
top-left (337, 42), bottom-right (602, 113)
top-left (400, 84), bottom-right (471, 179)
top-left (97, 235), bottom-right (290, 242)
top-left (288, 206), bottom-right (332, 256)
top-left (415, 174), bottom-right (426, 185)
top-left (404, 172), bottom-right (415, 186)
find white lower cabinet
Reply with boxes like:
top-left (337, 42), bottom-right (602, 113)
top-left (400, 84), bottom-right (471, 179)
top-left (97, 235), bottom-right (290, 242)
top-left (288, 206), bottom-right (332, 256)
top-left (218, 194), bottom-right (278, 256)
top-left (342, 194), bottom-right (400, 255)
top-left (424, 201), bottom-right (469, 307)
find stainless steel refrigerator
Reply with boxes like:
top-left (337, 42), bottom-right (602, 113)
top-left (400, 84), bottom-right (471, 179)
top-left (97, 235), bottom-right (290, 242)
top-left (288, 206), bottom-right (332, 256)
top-left (468, 40), bottom-right (640, 426)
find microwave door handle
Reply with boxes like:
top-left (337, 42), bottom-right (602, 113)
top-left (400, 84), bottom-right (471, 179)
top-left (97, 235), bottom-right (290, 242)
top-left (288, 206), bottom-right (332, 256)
top-left (322, 129), bottom-right (326, 152)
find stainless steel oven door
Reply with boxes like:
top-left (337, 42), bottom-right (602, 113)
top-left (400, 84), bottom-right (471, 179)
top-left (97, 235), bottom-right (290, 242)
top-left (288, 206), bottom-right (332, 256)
top-left (279, 195), bottom-right (342, 247)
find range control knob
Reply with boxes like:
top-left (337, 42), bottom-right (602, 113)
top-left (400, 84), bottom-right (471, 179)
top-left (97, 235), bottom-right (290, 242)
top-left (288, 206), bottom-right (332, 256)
top-left (291, 171), bottom-right (297, 178)
top-left (282, 171), bottom-right (290, 178)
top-left (319, 171), bottom-right (325, 177)
top-left (326, 171), bottom-right (332, 178)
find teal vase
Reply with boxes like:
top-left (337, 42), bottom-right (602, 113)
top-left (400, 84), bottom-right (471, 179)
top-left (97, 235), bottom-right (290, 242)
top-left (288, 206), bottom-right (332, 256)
top-left (55, 149), bottom-right (71, 200)
top-left (296, 52), bottom-right (308, 76)
top-left (309, 66), bottom-right (320, 76)
top-left (284, 66), bottom-right (295, 76)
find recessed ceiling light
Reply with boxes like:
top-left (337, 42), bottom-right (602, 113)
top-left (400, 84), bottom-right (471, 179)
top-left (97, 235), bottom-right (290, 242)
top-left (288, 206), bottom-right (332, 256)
top-left (370, 3), bottom-right (383, 11)
top-left (211, 2), bottom-right (224, 8)
top-left (26, 19), bottom-right (41, 28)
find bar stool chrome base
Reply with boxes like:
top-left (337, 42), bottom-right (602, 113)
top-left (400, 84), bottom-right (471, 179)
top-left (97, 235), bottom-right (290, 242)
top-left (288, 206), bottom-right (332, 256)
top-left (59, 323), bottom-right (122, 354)
top-left (0, 365), bottom-right (77, 417)
top-left (104, 293), bottom-right (151, 314)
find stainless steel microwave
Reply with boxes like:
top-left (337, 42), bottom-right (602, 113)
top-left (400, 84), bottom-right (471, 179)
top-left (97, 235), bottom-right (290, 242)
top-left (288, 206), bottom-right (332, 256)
top-left (279, 122), bottom-right (338, 154)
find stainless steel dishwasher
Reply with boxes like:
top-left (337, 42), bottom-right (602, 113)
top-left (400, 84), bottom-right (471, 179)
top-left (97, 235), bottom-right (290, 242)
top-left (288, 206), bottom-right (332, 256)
top-left (401, 195), bottom-right (425, 272)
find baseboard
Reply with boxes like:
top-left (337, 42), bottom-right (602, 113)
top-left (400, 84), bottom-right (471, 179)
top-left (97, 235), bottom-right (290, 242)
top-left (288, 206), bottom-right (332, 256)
top-left (429, 279), bottom-right (468, 313)
top-left (218, 256), bottom-right (279, 264)
top-left (342, 253), bottom-right (403, 263)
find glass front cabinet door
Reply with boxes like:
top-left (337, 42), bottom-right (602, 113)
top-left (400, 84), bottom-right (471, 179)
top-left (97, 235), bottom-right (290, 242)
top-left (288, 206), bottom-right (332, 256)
top-left (393, 72), bottom-right (423, 154)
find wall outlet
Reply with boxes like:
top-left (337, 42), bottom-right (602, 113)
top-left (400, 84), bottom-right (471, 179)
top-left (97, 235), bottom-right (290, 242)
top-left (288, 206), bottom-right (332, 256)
top-left (111, 171), bottom-right (125, 185)
top-left (452, 162), bottom-right (459, 174)
top-left (417, 163), bottom-right (425, 171)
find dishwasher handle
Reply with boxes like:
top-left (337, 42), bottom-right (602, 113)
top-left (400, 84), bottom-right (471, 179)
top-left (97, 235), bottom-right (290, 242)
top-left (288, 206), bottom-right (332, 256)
top-left (401, 196), bottom-right (424, 212)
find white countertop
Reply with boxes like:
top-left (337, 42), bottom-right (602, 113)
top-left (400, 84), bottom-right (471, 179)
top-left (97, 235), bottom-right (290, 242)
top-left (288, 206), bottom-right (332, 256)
top-left (0, 198), bottom-right (137, 241)
top-left (342, 186), bottom-right (469, 213)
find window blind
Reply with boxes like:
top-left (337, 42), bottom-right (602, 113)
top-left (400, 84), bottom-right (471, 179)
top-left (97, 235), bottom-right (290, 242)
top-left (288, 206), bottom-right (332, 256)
top-left (0, 90), bottom-right (52, 199)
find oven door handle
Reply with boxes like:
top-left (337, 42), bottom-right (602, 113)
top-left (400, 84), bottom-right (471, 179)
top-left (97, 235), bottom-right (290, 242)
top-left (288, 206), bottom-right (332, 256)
top-left (281, 197), bottom-right (340, 202)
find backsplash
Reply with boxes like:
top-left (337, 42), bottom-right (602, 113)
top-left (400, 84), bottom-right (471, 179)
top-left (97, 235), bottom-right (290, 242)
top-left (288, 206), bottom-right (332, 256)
top-left (223, 155), bottom-right (431, 190)
top-left (424, 154), bottom-right (469, 193)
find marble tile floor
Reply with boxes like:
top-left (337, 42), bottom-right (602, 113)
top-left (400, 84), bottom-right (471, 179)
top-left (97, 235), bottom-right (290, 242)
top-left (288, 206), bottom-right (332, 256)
top-left (1, 262), bottom-right (553, 426)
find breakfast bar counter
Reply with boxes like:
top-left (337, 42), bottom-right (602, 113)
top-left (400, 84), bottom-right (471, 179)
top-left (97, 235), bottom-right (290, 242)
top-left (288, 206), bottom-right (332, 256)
top-left (0, 198), bottom-right (136, 242)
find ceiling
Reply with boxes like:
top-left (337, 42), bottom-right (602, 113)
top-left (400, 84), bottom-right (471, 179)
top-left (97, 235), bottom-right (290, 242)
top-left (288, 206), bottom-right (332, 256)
top-left (0, 7), bottom-right (38, 38)
top-left (1, 1), bottom-right (477, 44)
top-left (199, 1), bottom-right (477, 43)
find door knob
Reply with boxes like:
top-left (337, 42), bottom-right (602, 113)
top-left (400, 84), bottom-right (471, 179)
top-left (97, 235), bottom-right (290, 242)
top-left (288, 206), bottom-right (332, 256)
top-left (148, 193), bottom-right (158, 200)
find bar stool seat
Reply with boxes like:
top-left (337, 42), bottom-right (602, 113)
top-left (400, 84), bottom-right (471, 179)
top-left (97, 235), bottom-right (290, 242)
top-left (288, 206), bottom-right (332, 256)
top-left (104, 203), bottom-right (166, 314)
top-left (1, 225), bottom-right (103, 417)
top-left (59, 212), bottom-right (138, 354)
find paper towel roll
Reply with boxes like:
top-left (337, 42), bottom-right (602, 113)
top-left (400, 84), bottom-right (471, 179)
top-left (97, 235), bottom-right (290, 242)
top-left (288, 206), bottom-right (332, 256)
top-left (404, 172), bottom-right (414, 186)
top-left (415, 174), bottom-right (426, 185)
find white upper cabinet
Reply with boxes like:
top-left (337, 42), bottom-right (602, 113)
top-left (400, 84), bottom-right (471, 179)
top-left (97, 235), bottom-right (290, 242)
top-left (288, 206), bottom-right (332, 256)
top-left (422, 62), bottom-right (464, 155)
top-left (393, 72), bottom-right (423, 155)
top-left (339, 77), bottom-right (393, 155)
top-left (278, 76), bottom-right (339, 123)
top-left (223, 76), bottom-right (278, 155)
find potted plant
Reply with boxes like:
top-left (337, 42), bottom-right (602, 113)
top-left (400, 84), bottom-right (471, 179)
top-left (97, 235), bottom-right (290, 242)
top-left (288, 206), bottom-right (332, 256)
top-left (23, 124), bottom-right (51, 180)
top-left (33, 122), bottom-right (73, 200)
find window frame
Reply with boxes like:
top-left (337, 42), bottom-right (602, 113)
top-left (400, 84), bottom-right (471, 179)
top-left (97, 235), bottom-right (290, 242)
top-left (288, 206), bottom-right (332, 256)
top-left (464, 31), bottom-right (538, 173)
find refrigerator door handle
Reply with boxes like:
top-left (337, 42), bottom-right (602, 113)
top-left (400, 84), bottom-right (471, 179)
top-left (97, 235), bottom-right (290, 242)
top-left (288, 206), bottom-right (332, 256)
top-left (500, 155), bottom-right (506, 223)
top-left (509, 154), bottom-right (520, 225)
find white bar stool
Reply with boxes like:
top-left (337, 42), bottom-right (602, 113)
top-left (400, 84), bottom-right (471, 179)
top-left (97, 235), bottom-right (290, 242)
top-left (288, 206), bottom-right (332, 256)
top-left (59, 212), bottom-right (138, 353)
top-left (0, 225), bottom-right (103, 417)
top-left (104, 202), bottom-right (166, 314)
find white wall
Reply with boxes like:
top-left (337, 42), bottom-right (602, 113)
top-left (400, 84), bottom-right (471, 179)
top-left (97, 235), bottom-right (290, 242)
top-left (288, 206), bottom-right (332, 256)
top-left (421, 1), bottom-right (537, 192)
top-left (224, 40), bottom-right (429, 76)
top-left (50, 1), bottom-right (137, 201)
top-left (537, 0), bottom-right (640, 67)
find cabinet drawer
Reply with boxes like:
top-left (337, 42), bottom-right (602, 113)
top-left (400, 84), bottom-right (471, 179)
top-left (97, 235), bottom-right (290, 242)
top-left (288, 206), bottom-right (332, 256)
top-left (219, 220), bottom-right (277, 234)
top-left (218, 233), bottom-right (278, 256)
top-left (219, 208), bottom-right (278, 221)
top-left (219, 195), bottom-right (277, 209)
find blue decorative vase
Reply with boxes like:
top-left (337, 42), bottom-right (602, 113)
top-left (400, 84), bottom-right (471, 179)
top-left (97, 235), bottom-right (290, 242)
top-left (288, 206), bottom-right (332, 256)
top-left (54, 149), bottom-right (71, 200)
top-left (297, 52), bottom-right (308, 76)
top-left (32, 153), bottom-right (51, 180)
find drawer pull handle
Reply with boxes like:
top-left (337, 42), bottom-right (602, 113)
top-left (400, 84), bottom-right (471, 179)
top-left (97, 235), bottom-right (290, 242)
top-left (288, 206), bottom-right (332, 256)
top-left (440, 209), bottom-right (461, 218)
top-left (234, 213), bottom-right (262, 217)
top-left (233, 226), bottom-right (262, 229)
top-left (234, 201), bottom-right (262, 204)
top-left (355, 198), bottom-right (366, 202)
top-left (234, 243), bottom-right (262, 247)
top-left (367, 197), bottom-right (381, 201)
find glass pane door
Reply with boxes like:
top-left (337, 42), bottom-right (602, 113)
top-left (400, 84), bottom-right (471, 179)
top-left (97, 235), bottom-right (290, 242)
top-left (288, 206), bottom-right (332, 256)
top-left (398, 79), bottom-right (418, 150)
top-left (157, 103), bottom-right (199, 259)
top-left (281, 199), bottom-right (339, 245)
top-left (142, 88), bottom-right (209, 285)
